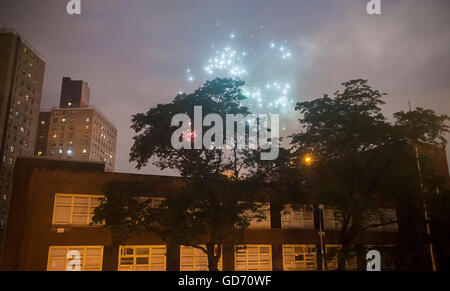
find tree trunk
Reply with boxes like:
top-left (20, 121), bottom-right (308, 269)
top-left (338, 215), bottom-right (351, 271)
top-left (207, 243), bottom-right (219, 271)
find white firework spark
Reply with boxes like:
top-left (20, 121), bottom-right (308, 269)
top-left (183, 28), bottom-right (298, 131)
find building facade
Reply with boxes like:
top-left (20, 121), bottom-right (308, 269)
top-left (35, 78), bottom-right (117, 172)
top-left (0, 157), bottom-right (409, 271)
top-left (0, 28), bottom-right (45, 228)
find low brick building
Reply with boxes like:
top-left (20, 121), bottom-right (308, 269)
top-left (0, 156), bottom-right (410, 271)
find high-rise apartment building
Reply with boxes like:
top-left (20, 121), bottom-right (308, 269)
top-left (35, 78), bottom-right (117, 172)
top-left (0, 28), bottom-right (45, 227)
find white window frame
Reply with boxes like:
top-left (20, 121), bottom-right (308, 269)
top-left (47, 246), bottom-right (103, 271)
top-left (325, 245), bottom-right (357, 271)
top-left (241, 202), bottom-right (271, 229)
top-left (118, 245), bottom-right (166, 271)
top-left (180, 245), bottom-right (223, 271)
top-left (52, 194), bottom-right (104, 225)
top-left (323, 207), bottom-right (343, 230)
top-left (234, 245), bottom-right (272, 271)
top-left (281, 204), bottom-right (314, 229)
top-left (282, 245), bottom-right (317, 271)
top-left (367, 209), bottom-right (398, 232)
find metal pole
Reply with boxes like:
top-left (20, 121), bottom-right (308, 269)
top-left (409, 101), bottom-right (437, 271)
top-left (318, 204), bottom-right (326, 271)
top-left (414, 144), bottom-right (437, 271)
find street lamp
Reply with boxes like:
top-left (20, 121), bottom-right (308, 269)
top-left (302, 154), bottom-right (325, 270)
top-left (303, 154), bottom-right (313, 166)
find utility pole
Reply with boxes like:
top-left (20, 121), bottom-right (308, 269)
top-left (318, 204), bottom-right (326, 271)
top-left (409, 101), bottom-right (437, 271)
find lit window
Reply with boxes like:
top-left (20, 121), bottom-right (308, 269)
top-left (68, 102), bottom-right (72, 106)
top-left (240, 202), bottom-right (271, 228)
top-left (61, 118), bottom-right (66, 123)
top-left (52, 133), bottom-right (57, 139)
top-left (323, 207), bottom-right (343, 230)
top-left (40, 120), bottom-right (46, 125)
top-left (86, 117), bottom-right (90, 122)
top-left (85, 125), bottom-right (89, 130)
top-left (234, 245), bottom-right (272, 271)
top-left (37, 151), bottom-right (43, 156)
top-left (325, 245), bottom-right (357, 271)
top-left (366, 209), bottom-right (398, 232)
top-left (52, 194), bottom-right (104, 225)
top-left (82, 149), bottom-right (87, 154)
top-left (282, 245), bottom-right (317, 271)
top-left (180, 245), bottom-right (222, 271)
top-left (58, 149), bottom-right (63, 154)
top-left (47, 246), bottom-right (103, 271)
top-left (281, 205), bottom-right (314, 229)
top-left (118, 246), bottom-right (166, 271)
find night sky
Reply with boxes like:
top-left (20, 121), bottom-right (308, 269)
top-left (1, 0), bottom-right (449, 175)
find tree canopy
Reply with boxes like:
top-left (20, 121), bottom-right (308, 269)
top-left (291, 79), bottom-right (450, 270)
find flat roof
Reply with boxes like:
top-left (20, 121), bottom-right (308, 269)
top-left (0, 27), bottom-right (46, 62)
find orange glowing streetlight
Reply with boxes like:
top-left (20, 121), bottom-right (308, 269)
top-left (303, 154), bottom-right (313, 166)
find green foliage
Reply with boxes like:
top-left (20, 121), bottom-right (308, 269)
top-left (130, 78), bottom-right (251, 177)
top-left (291, 79), bottom-right (449, 270)
top-left (92, 178), bottom-right (267, 271)
top-left (98, 78), bottom-right (275, 270)
top-left (394, 107), bottom-right (450, 145)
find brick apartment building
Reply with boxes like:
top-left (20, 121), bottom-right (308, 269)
top-left (35, 77), bottom-right (117, 172)
top-left (0, 28), bottom-right (45, 227)
top-left (3, 151), bottom-right (448, 271)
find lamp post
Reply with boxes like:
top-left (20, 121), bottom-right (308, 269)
top-left (302, 153), bottom-right (326, 270)
top-left (318, 204), bottom-right (326, 271)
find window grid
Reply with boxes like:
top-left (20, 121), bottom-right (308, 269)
top-left (282, 245), bottom-right (317, 271)
top-left (52, 194), bottom-right (104, 225)
top-left (243, 203), bottom-right (271, 229)
top-left (325, 245), bottom-right (357, 271)
top-left (118, 245), bottom-right (166, 271)
top-left (234, 245), bottom-right (272, 271)
top-left (281, 205), bottom-right (314, 229)
top-left (47, 246), bottom-right (103, 271)
top-left (180, 245), bottom-right (223, 271)
top-left (368, 209), bottom-right (398, 232)
top-left (323, 208), bottom-right (342, 230)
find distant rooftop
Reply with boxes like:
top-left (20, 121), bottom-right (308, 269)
top-left (40, 106), bottom-right (117, 129)
top-left (0, 27), bottom-right (45, 61)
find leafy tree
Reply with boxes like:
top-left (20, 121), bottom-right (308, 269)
top-left (291, 79), bottom-right (449, 270)
top-left (94, 78), bottom-right (273, 271)
top-left (93, 179), bottom-right (266, 271)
